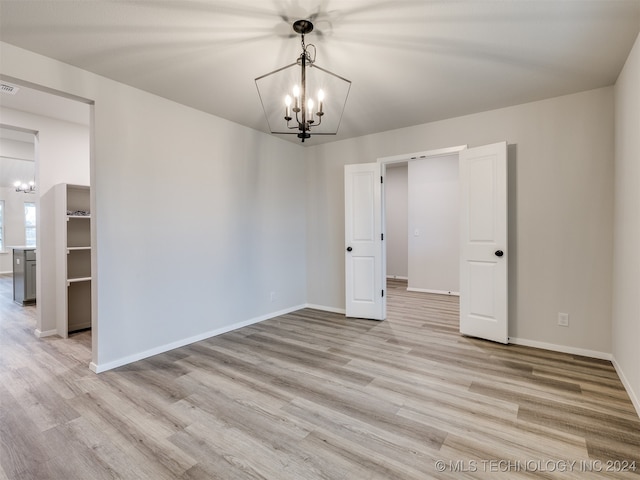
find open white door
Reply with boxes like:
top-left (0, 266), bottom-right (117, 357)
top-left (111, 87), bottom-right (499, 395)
top-left (459, 142), bottom-right (508, 343)
top-left (344, 163), bottom-right (384, 320)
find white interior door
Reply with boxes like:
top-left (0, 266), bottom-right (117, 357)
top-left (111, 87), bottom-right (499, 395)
top-left (344, 163), bottom-right (384, 320)
top-left (459, 142), bottom-right (508, 343)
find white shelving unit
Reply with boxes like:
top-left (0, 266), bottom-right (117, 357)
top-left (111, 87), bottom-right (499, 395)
top-left (55, 184), bottom-right (92, 338)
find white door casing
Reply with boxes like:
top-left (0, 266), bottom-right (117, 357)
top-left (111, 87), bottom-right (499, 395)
top-left (459, 142), bottom-right (508, 343)
top-left (344, 163), bottom-right (384, 320)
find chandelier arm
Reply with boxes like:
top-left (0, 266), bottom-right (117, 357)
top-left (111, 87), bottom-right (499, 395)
top-left (254, 61), bottom-right (298, 82)
top-left (311, 64), bottom-right (353, 84)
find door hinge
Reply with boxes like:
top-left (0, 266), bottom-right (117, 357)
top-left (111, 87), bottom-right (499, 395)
top-left (382, 289), bottom-right (385, 297)
top-left (381, 233), bottom-right (384, 241)
top-left (381, 176), bottom-right (384, 184)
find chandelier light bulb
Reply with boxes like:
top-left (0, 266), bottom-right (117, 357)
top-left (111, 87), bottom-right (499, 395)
top-left (317, 89), bottom-right (324, 114)
top-left (285, 95), bottom-right (292, 118)
top-left (307, 98), bottom-right (314, 112)
top-left (14, 179), bottom-right (36, 193)
top-left (292, 85), bottom-right (300, 110)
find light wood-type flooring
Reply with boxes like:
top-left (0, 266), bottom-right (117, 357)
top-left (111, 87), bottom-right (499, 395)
top-left (1, 274), bottom-right (638, 479)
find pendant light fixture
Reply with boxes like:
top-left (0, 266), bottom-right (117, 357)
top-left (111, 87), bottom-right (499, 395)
top-left (255, 19), bottom-right (351, 142)
top-left (14, 180), bottom-right (36, 194)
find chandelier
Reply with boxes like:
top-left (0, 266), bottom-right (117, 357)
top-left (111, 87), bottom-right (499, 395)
top-left (255, 20), bottom-right (351, 142)
top-left (14, 180), bottom-right (36, 194)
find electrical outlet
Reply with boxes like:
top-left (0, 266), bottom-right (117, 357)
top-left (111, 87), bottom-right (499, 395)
top-left (270, 291), bottom-right (276, 302)
top-left (558, 312), bottom-right (569, 327)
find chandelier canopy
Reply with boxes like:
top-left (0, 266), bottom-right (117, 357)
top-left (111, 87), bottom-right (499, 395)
top-left (255, 20), bottom-right (351, 142)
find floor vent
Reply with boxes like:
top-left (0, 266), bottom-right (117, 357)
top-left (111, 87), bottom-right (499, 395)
top-left (0, 83), bottom-right (19, 95)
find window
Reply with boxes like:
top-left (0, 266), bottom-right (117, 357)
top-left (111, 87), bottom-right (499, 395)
top-left (24, 202), bottom-right (36, 247)
top-left (0, 200), bottom-right (4, 251)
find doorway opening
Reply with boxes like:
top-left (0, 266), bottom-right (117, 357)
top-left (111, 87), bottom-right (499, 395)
top-left (0, 79), bottom-right (93, 361)
top-left (380, 146), bottom-right (465, 321)
top-left (384, 153), bottom-right (460, 294)
top-left (0, 126), bottom-right (37, 330)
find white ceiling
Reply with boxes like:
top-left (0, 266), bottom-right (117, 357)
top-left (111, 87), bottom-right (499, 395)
top-left (0, 0), bottom-right (639, 146)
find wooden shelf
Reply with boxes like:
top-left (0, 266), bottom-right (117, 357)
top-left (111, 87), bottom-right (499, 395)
top-left (67, 215), bottom-right (91, 248)
top-left (55, 184), bottom-right (92, 338)
top-left (67, 248), bottom-right (90, 279)
top-left (67, 280), bottom-right (91, 333)
top-left (67, 246), bottom-right (91, 253)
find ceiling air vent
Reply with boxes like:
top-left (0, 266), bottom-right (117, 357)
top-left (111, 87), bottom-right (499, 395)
top-left (0, 83), bottom-right (19, 95)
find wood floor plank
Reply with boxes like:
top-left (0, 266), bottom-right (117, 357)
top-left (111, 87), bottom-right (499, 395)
top-left (282, 396), bottom-right (442, 478)
top-left (0, 383), bottom-right (53, 478)
top-left (169, 398), bottom-right (334, 480)
top-left (1, 275), bottom-right (639, 479)
top-left (68, 389), bottom-right (197, 479)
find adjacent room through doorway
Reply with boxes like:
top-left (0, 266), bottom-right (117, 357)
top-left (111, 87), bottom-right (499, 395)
top-left (384, 153), bottom-right (460, 320)
top-left (0, 82), bottom-right (92, 350)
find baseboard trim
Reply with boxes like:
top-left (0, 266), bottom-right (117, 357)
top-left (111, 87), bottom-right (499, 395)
top-left (407, 287), bottom-right (460, 296)
top-left (611, 356), bottom-right (640, 419)
top-left (70, 322), bottom-right (91, 332)
top-left (509, 337), bottom-right (612, 361)
top-left (386, 275), bottom-right (409, 281)
top-left (35, 328), bottom-right (58, 338)
top-left (305, 303), bottom-right (346, 315)
top-left (90, 304), bottom-right (307, 373)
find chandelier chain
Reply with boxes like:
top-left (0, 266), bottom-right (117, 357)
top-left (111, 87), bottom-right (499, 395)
top-left (300, 34), bottom-right (316, 65)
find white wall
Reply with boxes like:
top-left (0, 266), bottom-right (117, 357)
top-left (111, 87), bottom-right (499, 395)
top-left (0, 107), bottom-right (90, 335)
top-left (307, 87), bottom-right (614, 358)
top-left (612, 33), bottom-right (640, 415)
top-left (0, 187), bottom-right (34, 273)
top-left (385, 157), bottom-right (460, 292)
top-left (408, 154), bottom-right (459, 294)
top-left (384, 164), bottom-right (408, 279)
top-left (0, 42), bottom-right (308, 371)
top-left (0, 136), bottom-right (33, 160)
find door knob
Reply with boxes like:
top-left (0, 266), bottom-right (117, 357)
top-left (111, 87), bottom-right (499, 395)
top-left (346, 246), bottom-right (353, 252)
top-left (495, 250), bottom-right (504, 257)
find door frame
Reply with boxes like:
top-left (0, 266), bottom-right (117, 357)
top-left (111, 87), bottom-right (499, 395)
top-left (0, 76), bottom-right (95, 360)
top-left (377, 145), bottom-right (467, 320)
